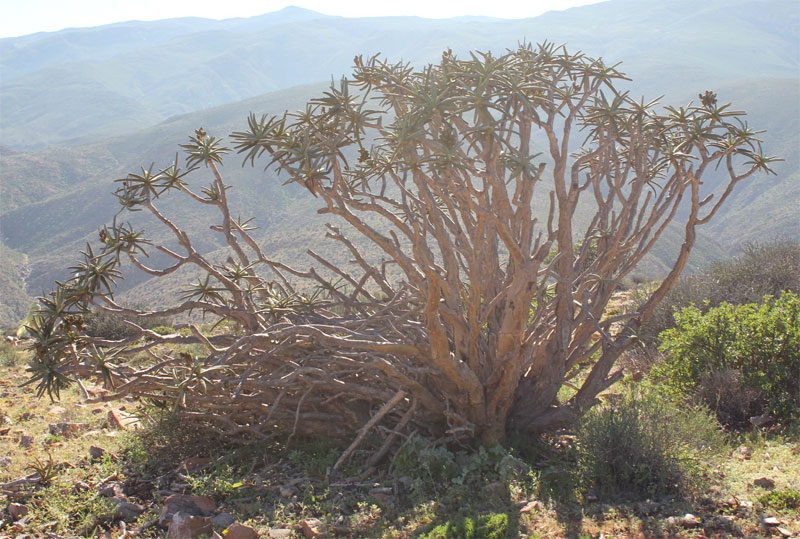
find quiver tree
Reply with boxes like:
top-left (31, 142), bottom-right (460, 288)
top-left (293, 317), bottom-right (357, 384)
top-left (26, 43), bottom-right (776, 455)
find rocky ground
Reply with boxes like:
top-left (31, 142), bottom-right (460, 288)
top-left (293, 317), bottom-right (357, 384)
top-left (1, 342), bottom-right (799, 538)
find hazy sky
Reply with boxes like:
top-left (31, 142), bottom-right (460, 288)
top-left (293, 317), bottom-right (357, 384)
top-left (1, 0), bottom-right (605, 38)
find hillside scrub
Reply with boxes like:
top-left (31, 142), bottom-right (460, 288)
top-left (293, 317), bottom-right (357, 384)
top-left (639, 239), bottom-right (800, 343)
top-left (654, 291), bottom-right (800, 427)
top-left (24, 43), bottom-right (777, 457)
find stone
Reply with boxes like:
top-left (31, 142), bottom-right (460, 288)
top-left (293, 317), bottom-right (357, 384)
top-left (89, 445), bottom-right (107, 459)
top-left (72, 480), bottom-right (90, 493)
top-left (166, 513), bottom-right (213, 539)
top-left (519, 500), bottom-right (541, 513)
top-left (679, 513), bottom-right (702, 527)
top-left (112, 497), bottom-right (146, 520)
top-left (370, 486), bottom-right (392, 501)
top-left (761, 516), bottom-right (781, 526)
top-left (48, 406), bottom-right (66, 416)
top-left (269, 529), bottom-right (293, 539)
top-left (48, 422), bottom-right (88, 438)
top-left (753, 477), bottom-right (776, 489)
top-left (7, 503), bottom-right (29, 520)
top-left (97, 481), bottom-right (125, 498)
top-left (777, 528), bottom-right (794, 538)
top-left (749, 414), bottom-right (774, 428)
top-left (224, 523), bottom-right (259, 539)
top-left (18, 434), bottom-right (33, 448)
top-left (300, 518), bottom-right (325, 538)
top-left (158, 494), bottom-right (217, 527)
top-left (212, 512), bottom-right (236, 528)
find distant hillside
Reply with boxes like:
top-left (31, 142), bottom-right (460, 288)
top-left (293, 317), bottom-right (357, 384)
top-left (1, 0), bottom-right (797, 148)
top-left (1, 0), bottom-right (798, 326)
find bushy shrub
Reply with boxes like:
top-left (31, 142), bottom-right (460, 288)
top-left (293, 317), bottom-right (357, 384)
top-left (83, 307), bottom-right (171, 341)
top-left (0, 343), bottom-right (22, 367)
top-left (654, 291), bottom-right (800, 425)
top-left (392, 437), bottom-right (534, 506)
top-left (577, 384), bottom-right (724, 501)
top-left (420, 513), bottom-right (512, 539)
top-left (640, 240), bottom-right (799, 344)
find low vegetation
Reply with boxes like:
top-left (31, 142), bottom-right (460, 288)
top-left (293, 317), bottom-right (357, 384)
top-left (3, 242), bottom-right (799, 537)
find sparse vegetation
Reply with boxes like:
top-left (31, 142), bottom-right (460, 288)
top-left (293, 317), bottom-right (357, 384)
top-left (576, 383), bottom-right (725, 501)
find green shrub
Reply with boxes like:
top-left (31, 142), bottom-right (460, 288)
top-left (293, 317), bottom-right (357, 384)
top-left (420, 512), bottom-right (512, 539)
top-left (84, 307), bottom-right (171, 341)
top-left (758, 488), bottom-right (800, 510)
top-left (654, 291), bottom-right (800, 425)
top-left (577, 384), bottom-right (724, 501)
top-left (640, 240), bottom-right (799, 344)
top-left (0, 344), bottom-right (22, 367)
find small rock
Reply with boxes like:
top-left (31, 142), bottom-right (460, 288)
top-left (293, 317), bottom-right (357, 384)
top-left (776, 528), bottom-right (794, 538)
top-left (753, 477), bottom-right (776, 489)
top-left (519, 500), bottom-right (541, 513)
top-left (224, 523), bottom-right (259, 539)
top-left (7, 503), bottom-right (29, 520)
top-left (97, 481), bottom-right (125, 498)
top-left (112, 497), bottom-right (146, 520)
top-left (158, 494), bottom-right (217, 527)
top-left (733, 446), bottom-right (752, 460)
top-left (710, 516), bottom-right (734, 530)
top-left (48, 422), bottom-right (88, 438)
top-left (761, 516), bottom-right (781, 526)
top-left (72, 480), bottom-right (90, 493)
top-left (212, 512), bottom-right (236, 528)
top-left (89, 445), bottom-right (106, 459)
top-left (48, 406), bottom-right (66, 416)
top-left (167, 513), bottom-right (213, 539)
top-left (0, 427), bottom-right (9, 436)
top-left (370, 486), bottom-right (392, 501)
top-left (18, 434), bottom-right (33, 448)
top-left (270, 529), bottom-right (293, 539)
top-left (749, 414), bottom-right (774, 428)
top-left (680, 513), bottom-right (702, 527)
top-left (300, 517), bottom-right (326, 538)
top-left (279, 484), bottom-right (296, 497)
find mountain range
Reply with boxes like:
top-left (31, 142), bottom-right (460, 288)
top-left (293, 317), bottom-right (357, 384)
top-left (0, 0), bottom-right (798, 326)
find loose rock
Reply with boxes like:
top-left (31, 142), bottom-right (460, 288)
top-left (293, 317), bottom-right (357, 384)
top-left (212, 512), bottom-right (236, 529)
top-left (753, 477), bottom-right (776, 489)
top-left (300, 518), bottom-right (326, 538)
top-left (519, 500), bottom-right (541, 513)
top-left (269, 529), bottom-right (293, 539)
top-left (7, 503), bottom-right (29, 520)
top-left (97, 481), bottom-right (125, 498)
top-left (48, 422), bottom-right (88, 438)
top-left (89, 445), bottom-right (107, 459)
top-left (18, 434), bottom-right (33, 448)
top-left (158, 494), bottom-right (217, 527)
top-left (224, 523), bottom-right (259, 539)
top-left (679, 513), bottom-right (702, 527)
top-left (112, 497), bottom-right (146, 520)
top-left (761, 516), bottom-right (781, 526)
top-left (166, 513), bottom-right (213, 539)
